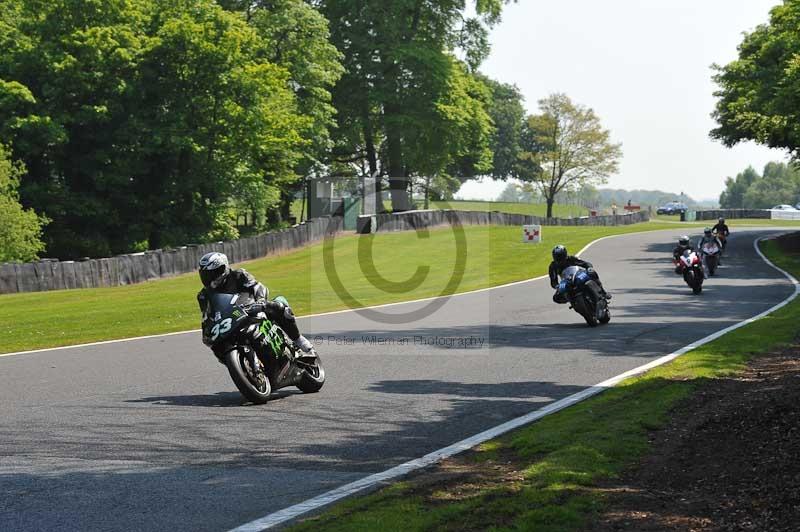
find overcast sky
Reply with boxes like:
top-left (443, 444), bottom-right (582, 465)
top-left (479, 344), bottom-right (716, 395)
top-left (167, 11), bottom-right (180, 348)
top-left (457, 0), bottom-right (787, 202)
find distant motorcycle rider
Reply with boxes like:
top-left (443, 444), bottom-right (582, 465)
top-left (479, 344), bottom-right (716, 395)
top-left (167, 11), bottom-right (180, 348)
top-left (712, 217), bottom-right (730, 264)
top-left (712, 217), bottom-right (730, 242)
top-left (196, 252), bottom-right (314, 353)
top-left (672, 235), bottom-right (694, 274)
top-left (697, 228), bottom-right (723, 270)
top-left (549, 245), bottom-right (611, 303)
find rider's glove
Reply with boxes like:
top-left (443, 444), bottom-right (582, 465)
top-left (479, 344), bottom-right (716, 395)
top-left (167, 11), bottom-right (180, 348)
top-left (246, 302), bottom-right (266, 316)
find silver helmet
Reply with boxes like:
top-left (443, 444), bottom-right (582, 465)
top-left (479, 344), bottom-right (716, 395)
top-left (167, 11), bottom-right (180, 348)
top-left (198, 252), bottom-right (230, 289)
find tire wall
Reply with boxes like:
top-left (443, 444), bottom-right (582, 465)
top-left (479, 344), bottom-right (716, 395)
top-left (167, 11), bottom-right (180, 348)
top-left (357, 209), bottom-right (650, 234)
top-left (0, 217), bottom-right (344, 295)
top-left (694, 209), bottom-right (771, 220)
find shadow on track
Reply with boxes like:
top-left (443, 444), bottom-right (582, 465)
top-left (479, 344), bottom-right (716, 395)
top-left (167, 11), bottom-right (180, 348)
top-left (126, 389), bottom-right (301, 408)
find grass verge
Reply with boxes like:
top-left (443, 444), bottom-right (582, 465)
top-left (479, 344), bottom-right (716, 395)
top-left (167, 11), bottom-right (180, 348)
top-left (288, 236), bottom-right (800, 532)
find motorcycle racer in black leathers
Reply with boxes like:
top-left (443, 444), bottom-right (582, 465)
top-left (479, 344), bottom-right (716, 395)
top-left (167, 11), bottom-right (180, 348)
top-left (712, 217), bottom-right (730, 264)
top-left (712, 218), bottom-right (730, 242)
top-left (549, 245), bottom-right (611, 303)
top-left (197, 252), bottom-right (314, 353)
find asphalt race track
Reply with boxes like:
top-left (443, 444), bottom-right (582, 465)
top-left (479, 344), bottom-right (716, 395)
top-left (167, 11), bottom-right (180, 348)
top-left (0, 229), bottom-right (794, 532)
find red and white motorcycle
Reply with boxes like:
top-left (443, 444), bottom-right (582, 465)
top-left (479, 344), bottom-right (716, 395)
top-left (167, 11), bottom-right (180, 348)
top-left (675, 250), bottom-right (704, 294)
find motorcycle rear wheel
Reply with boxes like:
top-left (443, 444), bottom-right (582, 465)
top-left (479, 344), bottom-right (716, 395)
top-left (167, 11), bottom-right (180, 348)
top-left (296, 352), bottom-right (326, 393)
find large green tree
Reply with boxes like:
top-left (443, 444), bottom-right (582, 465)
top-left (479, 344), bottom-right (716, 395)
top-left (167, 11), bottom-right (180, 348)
top-left (480, 76), bottom-right (526, 181)
top-left (0, 145), bottom-right (47, 262)
top-left (711, 0), bottom-right (800, 156)
top-left (317, 0), bottom-right (505, 211)
top-left (0, 0), bottom-right (338, 258)
top-left (220, 0), bottom-right (344, 222)
top-left (520, 93), bottom-right (622, 218)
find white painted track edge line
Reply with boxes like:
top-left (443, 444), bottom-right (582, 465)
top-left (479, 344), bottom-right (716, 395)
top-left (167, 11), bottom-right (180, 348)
top-left (0, 233), bottom-right (622, 359)
top-left (227, 234), bottom-right (800, 532)
top-left (0, 329), bottom-right (201, 359)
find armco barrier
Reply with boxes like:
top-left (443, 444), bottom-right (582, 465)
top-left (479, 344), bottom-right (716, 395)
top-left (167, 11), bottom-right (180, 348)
top-left (693, 209), bottom-right (771, 221)
top-left (357, 209), bottom-right (650, 234)
top-left (0, 217), bottom-right (344, 294)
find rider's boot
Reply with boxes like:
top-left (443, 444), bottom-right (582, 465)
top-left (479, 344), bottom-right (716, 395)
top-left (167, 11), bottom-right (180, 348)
top-left (295, 335), bottom-right (315, 353)
top-left (597, 283), bottom-right (612, 300)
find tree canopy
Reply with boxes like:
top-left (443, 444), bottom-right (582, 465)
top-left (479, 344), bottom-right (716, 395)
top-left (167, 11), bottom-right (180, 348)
top-left (0, 0), bottom-right (341, 258)
top-left (317, 0), bottom-right (506, 211)
top-left (480, 76), bottom-right (526, 181)
top-left (711, 0), bottom-right (800, 157)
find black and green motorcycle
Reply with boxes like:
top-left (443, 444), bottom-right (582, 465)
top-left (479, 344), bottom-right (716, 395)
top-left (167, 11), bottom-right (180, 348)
top-left (202, 292), bottom-right (325, 404)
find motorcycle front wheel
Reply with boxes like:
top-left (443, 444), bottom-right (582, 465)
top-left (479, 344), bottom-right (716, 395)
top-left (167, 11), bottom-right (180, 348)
top-left (707, 256), bottom-right (717, 276)
top-left (224, 348), bottom-right (271, 404)
top-left (598, 300), bottom-right (611, 324)
top-left (573, 296), bottom-right (598, 327)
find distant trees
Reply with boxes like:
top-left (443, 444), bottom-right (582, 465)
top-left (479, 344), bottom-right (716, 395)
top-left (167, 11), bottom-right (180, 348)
top-left (719, 166), bottom-right (760, 209)
top-left (712, 1), bottom-right (800, 157)
top-left (0, 145), bottom-right (47, 262)
top-left (719, 162), bottom-right (800, 209)
top-left (518, 94), bottom-right (622, 218)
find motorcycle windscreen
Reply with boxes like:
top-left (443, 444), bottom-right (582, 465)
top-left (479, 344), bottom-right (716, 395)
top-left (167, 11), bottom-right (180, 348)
top-left (206, 292), bottom-right (255, 315)
top-left (561, 266), bottom-right (582, 278)
top-left (207, 293), bottom-right (237, 316)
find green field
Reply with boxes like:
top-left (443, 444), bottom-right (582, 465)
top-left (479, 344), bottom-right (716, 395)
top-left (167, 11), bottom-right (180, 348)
top-left (289, 238), bottom-right (800, 532)
top-left (0, 221), bottom-right (698, 354)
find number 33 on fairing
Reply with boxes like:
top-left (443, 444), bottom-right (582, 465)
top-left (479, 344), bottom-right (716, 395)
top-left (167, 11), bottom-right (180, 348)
top-left (210, 318), bottom-right (232, 341)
